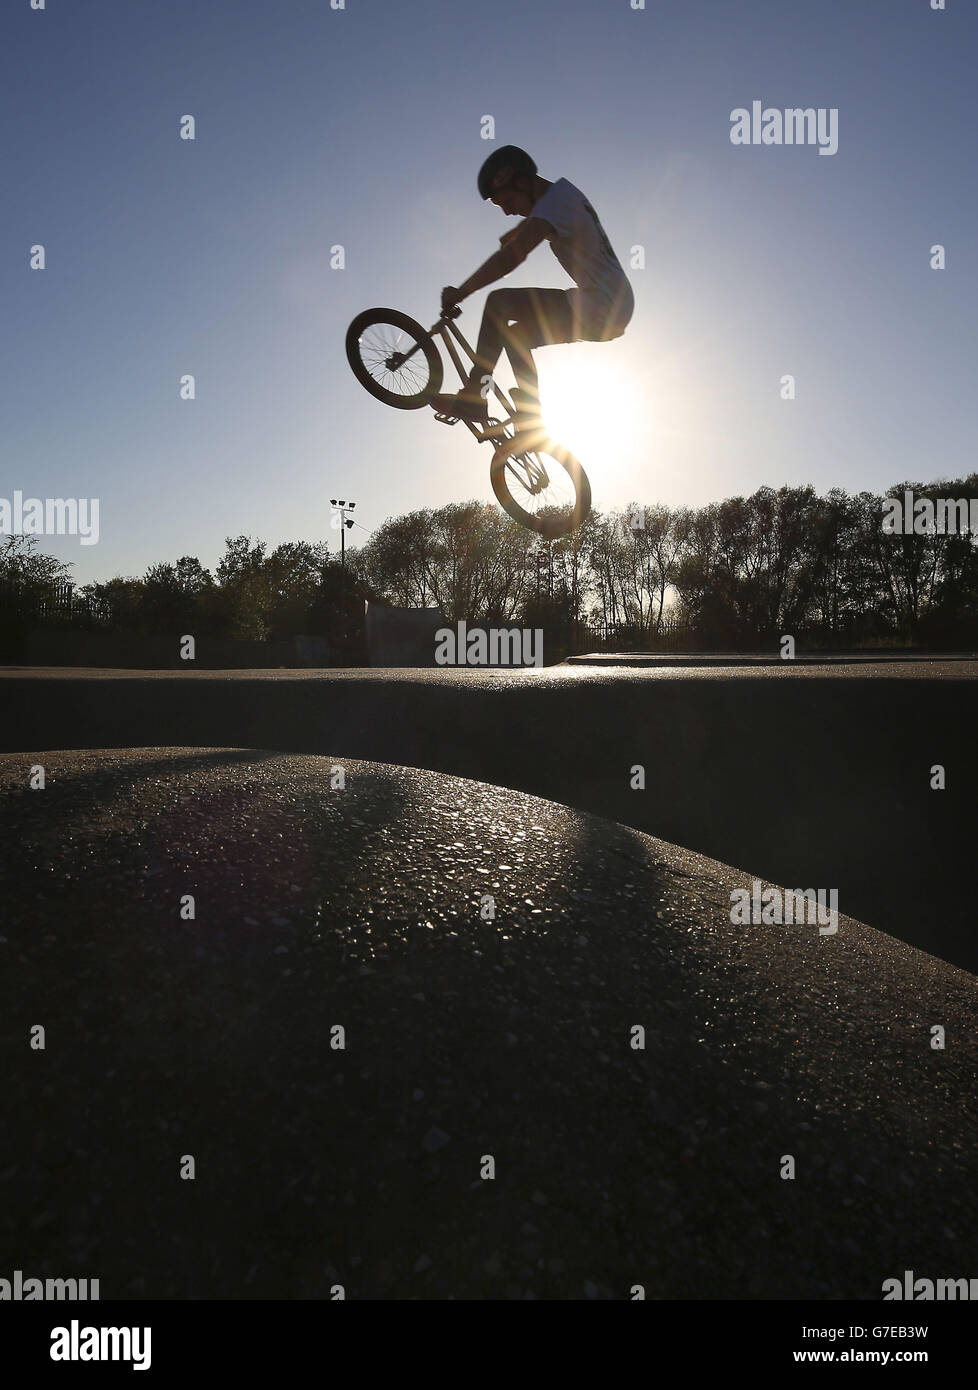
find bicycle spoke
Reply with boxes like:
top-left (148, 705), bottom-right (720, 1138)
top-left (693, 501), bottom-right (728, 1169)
top-left (503, 448), bottom-right (578, 517)
top-left (346, 308), bottom-right (443, 411)
top-left (357, 325), bottom-right (430, 399)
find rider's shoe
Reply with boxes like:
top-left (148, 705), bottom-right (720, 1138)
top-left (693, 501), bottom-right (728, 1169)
top-left (430, 390), bottom-right (489, 425)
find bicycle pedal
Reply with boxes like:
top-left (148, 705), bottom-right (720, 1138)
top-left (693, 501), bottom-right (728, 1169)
top-left (433, 411), bottom-right (460, 425)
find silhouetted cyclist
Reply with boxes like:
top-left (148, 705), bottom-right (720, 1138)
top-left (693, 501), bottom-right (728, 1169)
top-left (430, 145), bottom-right (634, 433)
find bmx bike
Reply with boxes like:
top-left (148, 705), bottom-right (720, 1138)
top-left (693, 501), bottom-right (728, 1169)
top-left (345, 305), bottom-right (591, 540)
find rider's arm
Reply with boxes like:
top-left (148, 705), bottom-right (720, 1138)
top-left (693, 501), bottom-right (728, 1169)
top-left (456, 217), bottom-right (553, 300)
top-left (500, 217), bottom-right (552, 259)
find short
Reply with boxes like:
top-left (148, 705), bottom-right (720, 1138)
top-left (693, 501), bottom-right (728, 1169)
top-left (489, 284), bottom-right (633, 356)
top-left (567, 284), bottom-right (634, 342)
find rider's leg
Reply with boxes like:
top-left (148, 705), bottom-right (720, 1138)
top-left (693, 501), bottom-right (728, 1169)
top-left (493, 287), bottom-right (577, 407)
top-left (433, 288), bottom-right (576, 423)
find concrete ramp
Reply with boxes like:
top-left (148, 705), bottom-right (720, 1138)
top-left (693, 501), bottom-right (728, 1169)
top-left (2, 747), bottom-right (975, 1299)
top-left (2, 662), bottom-right (975, 972)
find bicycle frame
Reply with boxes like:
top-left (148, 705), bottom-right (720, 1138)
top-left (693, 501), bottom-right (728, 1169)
top-left (349, 301), bottom-right (587, 529)
top-left (382, 306), bottom-right (552, 490)
top-left (405, 309), bottom-right (521, 447)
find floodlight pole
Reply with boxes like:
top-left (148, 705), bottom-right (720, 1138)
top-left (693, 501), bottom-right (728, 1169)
top-left (329, 498), bottom-right (357, 598)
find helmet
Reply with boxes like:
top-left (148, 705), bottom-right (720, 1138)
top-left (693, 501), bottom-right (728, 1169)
top-left (477, 144), bottom-right (537, 200)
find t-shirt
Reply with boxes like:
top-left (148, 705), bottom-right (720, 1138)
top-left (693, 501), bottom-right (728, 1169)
top-left (529, 178), bottom-right (632, 318)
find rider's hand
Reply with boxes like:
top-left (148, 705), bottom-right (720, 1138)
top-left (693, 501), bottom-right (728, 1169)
top-left (441, 286), bottom-right (462, 314)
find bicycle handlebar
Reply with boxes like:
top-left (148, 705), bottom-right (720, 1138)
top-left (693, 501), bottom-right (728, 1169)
top-left (430, 303), bottom-right (462, 334)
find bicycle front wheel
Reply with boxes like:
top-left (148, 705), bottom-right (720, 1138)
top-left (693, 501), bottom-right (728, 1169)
top-left (345, 308), bottom-right (443, 409)
top-left (490, 433), bottom-right (591, 539)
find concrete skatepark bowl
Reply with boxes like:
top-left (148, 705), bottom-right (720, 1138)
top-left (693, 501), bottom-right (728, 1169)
top-left (1, 659), bottom-right (976, 1299)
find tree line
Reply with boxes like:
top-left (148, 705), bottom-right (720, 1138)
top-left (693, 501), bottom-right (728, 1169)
top-left (3, 476), bottom-right (978, 657)
top-left (353, 477), bottom-right (978, 647)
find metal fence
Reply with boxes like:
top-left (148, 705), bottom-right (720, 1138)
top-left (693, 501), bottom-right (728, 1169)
top-left (571, 617), bottom-right (703, 653)
top-left (0, 581), bottom-right (97, 624)
top-left (1, 581), bottom-right (127, 629)
top-left (568, 618), bottom-right (919, 656)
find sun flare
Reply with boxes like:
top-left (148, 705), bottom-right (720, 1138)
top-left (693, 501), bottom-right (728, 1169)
top-left (533, 350), bottom-right (646, 485)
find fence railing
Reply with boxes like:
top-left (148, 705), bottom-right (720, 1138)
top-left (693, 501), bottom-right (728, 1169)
top-left (1, 582), bottom-right (122, 628)
top-left (567, 619), bottom-right (920, 655)
top-left (572, 618), bottom-right (695, 652)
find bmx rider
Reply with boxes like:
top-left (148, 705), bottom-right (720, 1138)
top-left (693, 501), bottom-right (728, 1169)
top-left (430, 146), bottom-right (634, 433)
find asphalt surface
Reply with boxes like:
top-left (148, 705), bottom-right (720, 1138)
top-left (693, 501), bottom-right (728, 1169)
top-left (2, 748), bottom-right (976, 1300)
top-left (3, 663), bottom-right (977, 971)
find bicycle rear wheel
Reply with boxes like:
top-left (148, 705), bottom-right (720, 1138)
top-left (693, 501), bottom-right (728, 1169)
top-left (490, 432), bottom-right (591, 539)
top-left (345, 308), bottom-right (443, 409)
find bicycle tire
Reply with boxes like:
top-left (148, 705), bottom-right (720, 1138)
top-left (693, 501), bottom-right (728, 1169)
top-left (345, 308), bottom-right (443, 409)
top-left (490, 434), bottom-right (592, 539)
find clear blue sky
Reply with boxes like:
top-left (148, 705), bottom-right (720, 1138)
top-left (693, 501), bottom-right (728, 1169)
top-left (3, 0), bottom-right (975, 585)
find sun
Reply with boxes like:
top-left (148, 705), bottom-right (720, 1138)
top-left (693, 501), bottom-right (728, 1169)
top-left (534, 348), bottom-right (645, 481)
